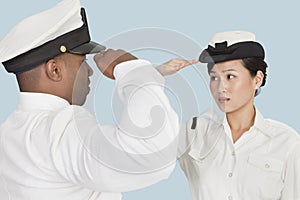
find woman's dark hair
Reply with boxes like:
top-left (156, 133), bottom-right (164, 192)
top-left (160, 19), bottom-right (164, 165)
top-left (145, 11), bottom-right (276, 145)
top-left (207, 57), bottom-right (268, 88)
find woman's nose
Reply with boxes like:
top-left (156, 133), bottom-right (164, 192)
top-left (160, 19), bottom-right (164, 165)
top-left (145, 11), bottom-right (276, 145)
top-left (218, 79), bottom-right (227, 93)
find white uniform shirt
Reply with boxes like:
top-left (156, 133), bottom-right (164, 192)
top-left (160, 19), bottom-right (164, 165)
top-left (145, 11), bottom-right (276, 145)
top-left (0, 60), bottom-right (179, 200)
top-left (178, 109), bottom-right (300, 200)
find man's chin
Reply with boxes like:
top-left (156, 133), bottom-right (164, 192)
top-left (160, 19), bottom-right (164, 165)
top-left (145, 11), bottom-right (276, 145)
top-left (72, 96), bottom-right (87, 106)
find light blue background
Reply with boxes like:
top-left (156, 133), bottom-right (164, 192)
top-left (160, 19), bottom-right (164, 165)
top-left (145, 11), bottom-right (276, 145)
top-left (1, 0), bottom-right (300, 199)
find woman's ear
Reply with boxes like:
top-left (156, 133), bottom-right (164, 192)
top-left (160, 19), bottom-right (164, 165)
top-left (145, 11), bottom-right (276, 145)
top-left (255, 70), bottom-right (264, 89)
top-left (44, 59), bottom-right (63, 81)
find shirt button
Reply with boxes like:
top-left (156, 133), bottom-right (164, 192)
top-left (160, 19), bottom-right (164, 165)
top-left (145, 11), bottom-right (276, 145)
top-left (228, 195), bottom-right (233, 200)
top-left (232, 151), bottom-right (236, 156)
top-left (265, 164), bottom-right (270, 169)
top-left (228, 172), bottom-right (233, 177)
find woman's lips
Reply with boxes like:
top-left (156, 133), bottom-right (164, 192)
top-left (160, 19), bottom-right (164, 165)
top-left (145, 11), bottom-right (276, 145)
top-left (218, 97), bottom-right (230, 103)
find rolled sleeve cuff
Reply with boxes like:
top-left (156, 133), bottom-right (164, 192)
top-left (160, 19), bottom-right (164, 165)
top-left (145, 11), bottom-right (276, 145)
top-left (113, 59), bottom-right (152, 80)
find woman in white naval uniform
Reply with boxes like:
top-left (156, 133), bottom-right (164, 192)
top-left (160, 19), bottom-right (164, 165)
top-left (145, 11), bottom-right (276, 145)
top-left (161, 31), bottom-right (300, 200)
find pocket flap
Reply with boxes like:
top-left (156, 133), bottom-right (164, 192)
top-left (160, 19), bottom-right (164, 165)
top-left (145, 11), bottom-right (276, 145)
top-left (248, 155), bottom-right (284, 173)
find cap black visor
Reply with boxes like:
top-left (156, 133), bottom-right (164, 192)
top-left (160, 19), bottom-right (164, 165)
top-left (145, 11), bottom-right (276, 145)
top-left (69, 41), bottom-right (106, 55)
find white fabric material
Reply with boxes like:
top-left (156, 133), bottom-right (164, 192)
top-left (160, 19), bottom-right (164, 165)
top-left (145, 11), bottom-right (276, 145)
top-left (208, 31), bottom-right (256, 47)
top-left (0, 0), bottom-right (82, 62)
top-left (178, 109), bottom-right (300, 200)
top-left (0, 60), bottom-right (179, 200)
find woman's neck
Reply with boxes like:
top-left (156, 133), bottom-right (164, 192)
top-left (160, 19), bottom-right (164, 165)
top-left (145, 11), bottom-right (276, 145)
top-left (226, 105), bottom-right (256, 143)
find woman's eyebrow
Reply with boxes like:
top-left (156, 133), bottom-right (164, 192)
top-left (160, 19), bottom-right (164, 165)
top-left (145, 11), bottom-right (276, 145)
top-left (210, 69), bottom-right (237, 74)
top-left (222, 69), bottom-right (237, 73)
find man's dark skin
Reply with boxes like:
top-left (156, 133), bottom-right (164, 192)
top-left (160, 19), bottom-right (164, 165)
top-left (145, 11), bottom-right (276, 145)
top-left (16, 49), bottom-right (137, 105)
top-left (16, 48), bottom-right (195, 106)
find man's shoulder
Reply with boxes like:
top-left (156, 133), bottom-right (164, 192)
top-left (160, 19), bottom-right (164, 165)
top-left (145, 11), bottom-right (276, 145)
top-left (53, 105), bottom-right (95, 122)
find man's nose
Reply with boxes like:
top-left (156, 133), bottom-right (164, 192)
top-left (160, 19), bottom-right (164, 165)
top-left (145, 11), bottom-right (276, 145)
top-left (84, 62), bottom-right (93, 77)
top-left (88, 65), bottom-right (94, 77)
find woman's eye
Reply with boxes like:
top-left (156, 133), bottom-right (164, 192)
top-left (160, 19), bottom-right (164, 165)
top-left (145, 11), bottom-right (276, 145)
top-left (227, 74), bottom-right (235, 79)
top-left (210, 76), bottom-right (218, 81)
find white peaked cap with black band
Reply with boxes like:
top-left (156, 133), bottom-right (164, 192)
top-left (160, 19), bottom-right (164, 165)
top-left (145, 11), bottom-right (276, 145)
top-left (199, 31), bottom-right (265, 64)
top-left (0, 0), bottom-right (105, 74)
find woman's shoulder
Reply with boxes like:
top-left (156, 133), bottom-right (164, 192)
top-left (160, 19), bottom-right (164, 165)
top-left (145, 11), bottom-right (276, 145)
top-left (263, 118), bottom-right (300, 140)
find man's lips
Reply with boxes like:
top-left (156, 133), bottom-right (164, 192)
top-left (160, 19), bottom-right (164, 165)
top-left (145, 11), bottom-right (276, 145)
top-left (218, 97), bottom-right (230, 103)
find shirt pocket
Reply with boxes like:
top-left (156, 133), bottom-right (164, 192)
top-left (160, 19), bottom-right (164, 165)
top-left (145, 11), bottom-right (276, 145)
top-left (248, 154), bottom-right (283, 173)
top-left (245, 154), bottom-right (284, 199)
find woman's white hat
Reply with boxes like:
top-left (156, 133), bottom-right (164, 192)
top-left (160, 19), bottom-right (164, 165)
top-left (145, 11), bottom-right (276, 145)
top-left (199, 31), bottom-right (264, 64)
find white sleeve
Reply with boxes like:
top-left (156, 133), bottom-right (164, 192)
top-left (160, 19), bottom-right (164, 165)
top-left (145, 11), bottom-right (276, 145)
top-left (49, 59), bottom-right (179, 192)
top-left (281, 142), bottom-right (300, 199)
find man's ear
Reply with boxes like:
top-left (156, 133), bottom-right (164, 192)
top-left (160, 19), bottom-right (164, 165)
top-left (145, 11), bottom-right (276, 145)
top-left (45, 59), bottom-right (63, 81)
top-left (255, 70), bottom-right (264, 88)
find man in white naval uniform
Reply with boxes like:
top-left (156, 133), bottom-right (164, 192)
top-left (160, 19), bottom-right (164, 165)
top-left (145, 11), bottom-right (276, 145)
top-left (0, 0), bottom-right (179, 199)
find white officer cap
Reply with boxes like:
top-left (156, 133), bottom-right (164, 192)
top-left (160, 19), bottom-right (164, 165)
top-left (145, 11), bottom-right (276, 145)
top-left (199, 31), bottom-right (265, 64)
top-left (0, 0), bottom-right (105, 74)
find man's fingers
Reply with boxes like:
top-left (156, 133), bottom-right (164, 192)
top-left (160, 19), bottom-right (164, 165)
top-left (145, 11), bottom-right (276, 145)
top-left (92, 48), bottom-right (137, 80)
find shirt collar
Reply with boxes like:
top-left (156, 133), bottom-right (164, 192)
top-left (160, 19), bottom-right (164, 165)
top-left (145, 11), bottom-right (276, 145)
top-left (222, 108), bottom-right (274, 138)
top-left (253, 109), bottom-right (274, 138)
top-left (18, 92), bottom-right (70, 111)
